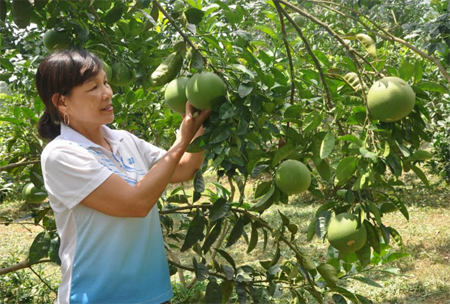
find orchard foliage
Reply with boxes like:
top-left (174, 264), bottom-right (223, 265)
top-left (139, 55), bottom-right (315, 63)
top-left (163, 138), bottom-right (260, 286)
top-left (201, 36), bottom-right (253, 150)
top-left (1, 0), bottom-right (450, 303)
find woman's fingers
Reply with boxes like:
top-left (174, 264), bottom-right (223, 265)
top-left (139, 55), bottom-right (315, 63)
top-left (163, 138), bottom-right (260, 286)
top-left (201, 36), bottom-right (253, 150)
top-left (185, 101), bottom-right (195, 118)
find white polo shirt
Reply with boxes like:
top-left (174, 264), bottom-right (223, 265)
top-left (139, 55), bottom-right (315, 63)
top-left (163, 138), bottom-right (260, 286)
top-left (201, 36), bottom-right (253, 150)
top-left (41, 123), bottom-right (173, 304)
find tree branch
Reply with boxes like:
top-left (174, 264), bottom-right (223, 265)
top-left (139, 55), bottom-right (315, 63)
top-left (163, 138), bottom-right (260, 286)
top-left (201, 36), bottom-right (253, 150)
top-left (273, 1), bottom-right (296, 105)
top-left (275, 0), bottom-right (347, 135)
top-left (0, 259), bottom-right (51, 276)
top-left (307, 0), bottom-right (450, 85)
top-left (0, 160), bottom-right (40, 172)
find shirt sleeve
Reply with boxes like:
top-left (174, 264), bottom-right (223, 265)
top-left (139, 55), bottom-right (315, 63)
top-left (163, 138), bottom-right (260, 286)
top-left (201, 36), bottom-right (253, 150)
top-left (41, 143), bottom-right (113, 210)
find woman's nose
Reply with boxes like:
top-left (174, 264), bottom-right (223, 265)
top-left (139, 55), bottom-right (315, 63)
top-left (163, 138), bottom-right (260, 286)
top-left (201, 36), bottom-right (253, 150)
top-left (102, 87), bottom-right (113, 100)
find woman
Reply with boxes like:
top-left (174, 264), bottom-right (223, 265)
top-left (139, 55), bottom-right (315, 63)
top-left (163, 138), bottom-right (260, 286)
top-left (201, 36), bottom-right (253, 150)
top-left (36, 49), bottom-right (211, 304)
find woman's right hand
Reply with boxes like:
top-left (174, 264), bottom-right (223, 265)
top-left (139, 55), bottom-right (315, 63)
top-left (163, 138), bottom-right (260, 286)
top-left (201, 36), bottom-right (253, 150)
top-left (176, 102), bottom-right (211, 147)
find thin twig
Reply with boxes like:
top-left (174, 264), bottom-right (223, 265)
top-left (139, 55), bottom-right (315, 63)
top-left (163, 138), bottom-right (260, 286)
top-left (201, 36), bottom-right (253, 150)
top-left (89, 5), bottom-right (116, 57)
top-left (29, 265), bottom-right (58, 294)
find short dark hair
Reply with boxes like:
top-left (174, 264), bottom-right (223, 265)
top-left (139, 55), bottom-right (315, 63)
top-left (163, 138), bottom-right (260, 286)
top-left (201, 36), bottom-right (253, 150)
top-left (36, 49), bottom-right (102, 140)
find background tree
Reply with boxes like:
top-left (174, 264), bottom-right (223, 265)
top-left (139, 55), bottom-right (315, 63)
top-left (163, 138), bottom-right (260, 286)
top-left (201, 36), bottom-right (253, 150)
top-left (1, 0), bottom-right (449, 303)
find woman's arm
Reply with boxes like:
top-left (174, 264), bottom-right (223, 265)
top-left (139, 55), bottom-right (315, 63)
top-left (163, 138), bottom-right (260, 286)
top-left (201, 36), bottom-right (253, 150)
top-left (80, 104), bottom-right (211, 217)
top-left (169, 126), bottom-right (206, 183)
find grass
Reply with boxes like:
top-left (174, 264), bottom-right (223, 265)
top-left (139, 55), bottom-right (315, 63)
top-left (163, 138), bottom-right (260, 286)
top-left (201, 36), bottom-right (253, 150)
top-left (1, 172), bottom-right (450, 303)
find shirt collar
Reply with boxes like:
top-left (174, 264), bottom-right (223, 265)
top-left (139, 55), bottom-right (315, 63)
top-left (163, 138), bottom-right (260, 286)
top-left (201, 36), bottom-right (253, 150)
top-left (60, 123), bottom-right (123, 151)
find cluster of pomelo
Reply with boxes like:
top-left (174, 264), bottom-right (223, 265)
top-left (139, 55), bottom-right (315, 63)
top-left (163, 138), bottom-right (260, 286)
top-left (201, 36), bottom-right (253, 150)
top-left (164, 71), bottom-right (227, 113)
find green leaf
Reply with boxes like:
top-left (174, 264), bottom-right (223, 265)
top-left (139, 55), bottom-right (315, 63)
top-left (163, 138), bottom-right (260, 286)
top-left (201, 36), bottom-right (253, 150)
top-left (209, 198), bottom-right (230, 222)
top-left (251, 184), bottom-right (275, 212)
top-left (368, 202), bottom-right (382, 226)
top-left (303, 112), bottom-right (323, 134)
top-left (209, 125), bottom-right (233, 144)
top-left (202, 220), bottom-right (222, 253)
top-left (247, 221), bottom-right (258, 253)
top-left (355, 243), bottom-right (371, 268)
top-left (359, 147), bottom-right (377, 160)
top-left (335, 156), bottom-right (358, 186)
top-left (399, 61), bottom-right (415, 81)
top-left (409, 149), bottom-right (432, 161)
top-left (272, 142), bottom-right (295, 167)
top-left (104, 3), bottom-right (124, 25)
top-left (390, 197), bottom-right (409, 220)
top-left (229, 64), bottom-right (256, 78)
top-left (356, 294), bottom-right (374, 304)
top-left (414, 61), bottom-right (423, 83)
top-left (332, 294), bottom-right (348, 304)
top-left (385, 154), bottom-right (402, 177)
top-left (226, 216), bottom-right (244, 247)
top-left (167, 194), bottom-right (189, 204)
top-left (204, 279), bottom-right (222, 304)
top-left (238, 83), bottom-right (253, 98)
top-left (48, 235), bottom-right (61, 265)
top-left (387, 227), bottom-right (404, 248)
top-left (317, 263), bottom-right (338, 287)
top-left (364, 220), bottom-right (381, 254)
top-left (351, 276), bottom-right (382, 288)
top-left (330, 287), bottom-right (359, 303)
top-left (181, 211), bottom-right (207, 251)
top-left (316, 159), bottom-right (331, 182)
top-left (28, 232), bottom-right (51, 263)
top-left (219, 103), bottom-right (237, 119)
top-left (410, 165), bottom-right (429, 187)
top-left (194, 169), bottom-right (205, 193)
top-left (416, 82), bottom-right (448, 93)
top-left (255, 181), bottom-right (272, 198)
top-left (215, 248), bottom-right (236, 269)
top-left (320, 131), bottom-right (335, 159)
top-left (193, 258), bottom-right (209, 281)
top-left (184, 7), bottom-right (204, 24)
top-left (254, 25), bottom-right (276, 38)
top-left (307, 217), bottom-right (317, 241)
top-left (0, 116), bottom-right (23, 125)
top-left (189, 49), bottom-right (205, 70)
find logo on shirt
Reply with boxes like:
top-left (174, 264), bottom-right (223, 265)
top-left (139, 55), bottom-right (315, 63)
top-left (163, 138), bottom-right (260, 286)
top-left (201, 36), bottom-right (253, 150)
top-left (128, 157), bottom-right (135, 165)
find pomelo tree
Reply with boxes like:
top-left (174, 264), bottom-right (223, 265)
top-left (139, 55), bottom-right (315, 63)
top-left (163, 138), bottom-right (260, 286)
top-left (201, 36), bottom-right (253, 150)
top-left (1, 0), bottom-right (449, 302)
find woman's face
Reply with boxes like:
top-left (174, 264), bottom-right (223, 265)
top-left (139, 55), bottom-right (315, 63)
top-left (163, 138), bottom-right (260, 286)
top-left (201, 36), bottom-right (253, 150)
top-left (63, 70), bottom-right (114, 130)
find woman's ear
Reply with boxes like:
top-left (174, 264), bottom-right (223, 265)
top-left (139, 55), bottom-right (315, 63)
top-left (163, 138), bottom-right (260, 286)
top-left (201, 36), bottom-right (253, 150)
top-left (51, 93), bottom-right (67, 114)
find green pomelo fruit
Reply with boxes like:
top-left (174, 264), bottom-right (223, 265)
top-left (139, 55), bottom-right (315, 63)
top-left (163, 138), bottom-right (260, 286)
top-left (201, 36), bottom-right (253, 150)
top-left (102, 60), bottom-right (112, 80)
top-left (367, 76), bottom-right (415, 122)
top-left (327, 212), bottom-right (367, 252)
top-left (173, 0), bottom-right (184, 12)
top-left (164, 77), bottom-right (189, 114)
top-left (185, 72), bottom-right (226, 110)
top-left (43, 30), bottom-right (71, 52)
top-left (109, 62), bottom-right (134, 87)
top-left (292, 14), bottom-right (305, 27)
top-left (22, 183), bottom-right (47, 204)
top-left (275, 160), bottom-right (311, 195)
